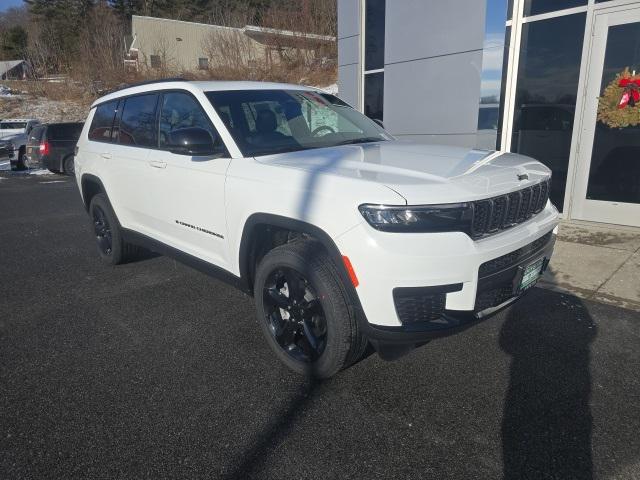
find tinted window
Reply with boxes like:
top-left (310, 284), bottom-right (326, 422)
top-left (28, 126), bottom-right (45, 144)
top-left (365, 0), bottom-right (385, 71)
top-left (88, 100), bottom-right (119, 142)
top-left (49, 123), bottom-right (84, 140)
top-left (159, 91), bottom-right (224, 153)
top-left (364, 72), bottom-right (384, 121)
top-left (118, 94), bottom-right (158, 147)
top-left (510, 13), bottom-right (586, 211)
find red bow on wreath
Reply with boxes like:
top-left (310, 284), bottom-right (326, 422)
top-left (618, 77), bottom-right (640, 108)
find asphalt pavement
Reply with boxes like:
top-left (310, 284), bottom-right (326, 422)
top-left (1, 172), bottom-right (639, 480)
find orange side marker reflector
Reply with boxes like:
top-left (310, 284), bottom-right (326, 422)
top-left (342, 255), bottom-right (359, 288)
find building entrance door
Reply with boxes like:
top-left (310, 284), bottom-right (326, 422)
top-left (572, 6), bottom-right (640, 227)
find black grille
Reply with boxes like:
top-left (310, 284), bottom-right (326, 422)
top-left (478, 231), bottom-right (554, 277)
top-left (470, 179), bottom-right (551, 239)
top-left (475, 283), bottom-right (515, 311)
top-left (394, 293), bottom-right (446, 324)
top-left (393, 284), bottom-right (462, 325)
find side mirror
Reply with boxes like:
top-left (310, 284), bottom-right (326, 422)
top-left (372, 118), bottom-right (385, 129)
top-left (166, 127), bottom-right (217, 156)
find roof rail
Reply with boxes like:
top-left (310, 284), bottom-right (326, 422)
top-left (112, 77), bottom-right (188, 92)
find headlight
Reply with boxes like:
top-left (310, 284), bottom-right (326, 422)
top-left (358, 203), bottom-right (473, 233)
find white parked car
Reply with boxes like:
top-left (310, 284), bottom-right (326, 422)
top-left (0, 118), bottom-right (41, 170)
top-left (74, 80), bottom-right (559, 378)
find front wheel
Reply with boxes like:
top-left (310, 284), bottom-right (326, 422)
top-left (254, 240), bottom-right (366, 378)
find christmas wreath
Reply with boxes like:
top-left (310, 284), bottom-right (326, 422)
top-left (597, 67), bottom-right (640, 128)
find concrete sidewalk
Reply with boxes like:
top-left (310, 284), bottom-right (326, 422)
top-left (540, 220), bottom-right (640, 312)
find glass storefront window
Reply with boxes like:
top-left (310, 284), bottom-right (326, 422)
top-left (364, 72), bottom-right (384, 121)
top-left (510, 13), bottom-right (586, 211)
top-left (523, 0), bottom-right (586, 17)
top-left (477, 0), bottom-right (508, 150)
top-left (587, 22), bottom-right (640, 205)
top-left (365, 0), bottom-right (385, 71)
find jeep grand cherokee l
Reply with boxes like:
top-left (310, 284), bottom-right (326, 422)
top-left (75, 79), bottom-right (559, 378)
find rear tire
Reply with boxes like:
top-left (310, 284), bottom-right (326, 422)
top-left (63, 156), bottom-right (75, 176)
top-left (88, 193), bottom-right (139, 265)
top-left (17, 148), bottom-right (27, 170)
top-left (254, 240), bottom-right (366, 378)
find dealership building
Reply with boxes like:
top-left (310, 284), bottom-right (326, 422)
top-left (337, 0), bottom-right (640, 228)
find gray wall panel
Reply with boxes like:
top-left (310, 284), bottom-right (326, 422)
top-left (338, 64), bottom-right (360, 109)
top-left (384, 0), bottom-right (486, 65)
top-left (383, 50), bottom-right (483, 141)
top-left (338, 0), bottom-right (360, 39)
top-left (338, 35), bottom-right (360, 66)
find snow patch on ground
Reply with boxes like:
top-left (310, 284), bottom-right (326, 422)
top-left (29, 169), bottom-right (55, 176)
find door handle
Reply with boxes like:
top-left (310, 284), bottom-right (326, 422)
top-left (100, 153), bottom-right (112, 159)
top-left (148, 160), bottom-right (167, 169)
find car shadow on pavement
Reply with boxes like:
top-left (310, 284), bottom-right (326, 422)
top-left (500, 289), bottom-right (597, 480)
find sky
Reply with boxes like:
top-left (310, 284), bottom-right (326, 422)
top-left (480, 0), bottom-right (509, 100)
top-left (0, 0), bottom-right (24, 12)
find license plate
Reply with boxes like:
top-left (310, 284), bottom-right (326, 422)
top-left (519, 257), bottom-right (545, 292)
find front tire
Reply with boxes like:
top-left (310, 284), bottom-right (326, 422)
top-left (254, 240), bottom-right (366, 378)
top-left (89, 193), bottom-right (138, 265)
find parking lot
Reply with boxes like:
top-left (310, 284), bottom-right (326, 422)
top-left (1, 172), bottom-right (639, 479)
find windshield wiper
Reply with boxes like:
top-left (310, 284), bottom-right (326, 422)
top-left (334, 137), bottom-right (385, 146)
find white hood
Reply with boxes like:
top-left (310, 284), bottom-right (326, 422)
top-left (257, 141), bottom-right (551, 205)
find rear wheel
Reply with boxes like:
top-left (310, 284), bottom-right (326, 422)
top-left (17, 147), bottom-right (27, 170)
top-left (254, 240), bottom-right (366, 378)
top-left (63, 156), bottom-right (75, 176)
top-left (89, 193), bottom-right (139, 265)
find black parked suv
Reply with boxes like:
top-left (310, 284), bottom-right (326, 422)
top-left (25, 122), bottom-right (84, 175)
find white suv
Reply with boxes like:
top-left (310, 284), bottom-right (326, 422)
top-left (75, 79), bottom-right (559, 378)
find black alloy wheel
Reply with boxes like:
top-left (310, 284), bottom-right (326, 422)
top-left (92, 205), bottom-right (113, 256)
top-left (263, 267), bottom-right (328, 363)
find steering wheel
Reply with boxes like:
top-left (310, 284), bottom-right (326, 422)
top-left (312, 125), bottom-right (336, 137)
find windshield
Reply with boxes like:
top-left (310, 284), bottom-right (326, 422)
top-left (0, 122), bottom-right (27, 130)
top-left (206, 89), bottom-right (392, 157)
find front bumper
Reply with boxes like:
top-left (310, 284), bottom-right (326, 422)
top-left (335, 201), bottom-right (559, 341)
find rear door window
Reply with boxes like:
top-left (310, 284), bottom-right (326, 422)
top-left (118, 94), bottom-right (159, 147)
top-left (88, 100), bottom-right (119, 142)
